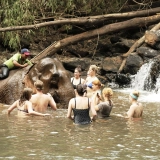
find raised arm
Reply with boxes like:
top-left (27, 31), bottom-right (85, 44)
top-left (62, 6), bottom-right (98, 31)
top-left (7, 100), bottom-right (18, 115)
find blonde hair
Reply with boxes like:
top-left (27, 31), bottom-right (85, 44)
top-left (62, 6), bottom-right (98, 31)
top-left (102, 88), bottom-right (113, 98)
top-left (90, 65), bottom-right (98, 73)
top-left (34, 80), bottom-right (44, 91)
top-left (130, 90), bottom-right (139, 100)
top-left (92, 79), bottom-right (101, 88)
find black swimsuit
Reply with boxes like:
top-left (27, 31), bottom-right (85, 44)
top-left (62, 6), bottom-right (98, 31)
top-left (72, 98), bottom-right (91, 125)
top-left (71, 78), bottom-right (82, 89)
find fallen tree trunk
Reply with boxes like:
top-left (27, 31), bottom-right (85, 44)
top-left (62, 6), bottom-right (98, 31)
top-left (118, 22), bottom-right (160, 73)
top-left (0, 7), bottom-right (160, 32)
top-left (31, 15), bottom-right (160, 63)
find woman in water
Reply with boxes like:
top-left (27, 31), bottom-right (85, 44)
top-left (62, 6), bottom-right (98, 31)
top-left (126, 90), bottom-right (143, 119)
top-left (85, 65), bottom-right (99, 98)
top-left (7, 88), bottom-right (50, 117)
top-left (92, 87), bottom-right (113, 118)
top-left (67, 84), bottom-right (97, 124)
top-left (71, 66), bottom-right (85, 89)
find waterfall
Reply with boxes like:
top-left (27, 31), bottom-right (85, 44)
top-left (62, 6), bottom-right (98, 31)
top-left (131, 60), bottom-right (156, 91)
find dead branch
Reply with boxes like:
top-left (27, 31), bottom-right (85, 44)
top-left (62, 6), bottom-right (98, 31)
top-left (31, 15), bottom-right (160, 63)
top-left (118, 22), bottom-right (160, 73)
top-left (0, 7), bottom-right (160, 32)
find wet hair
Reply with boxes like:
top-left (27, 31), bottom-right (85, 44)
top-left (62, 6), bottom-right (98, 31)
top-left (19, 88), bottom-right (32, 105)
top-left (102, 88), bottom-right (113, 98)
top-left (130, 90), bottom-right (139, 100)
top-left (92, 79), bottom-right (102, 88)
top-left (89, 65), bottom-right (98, 73)
top-left (34, 80), bottom-right (44, 91)
top-left (76, 84), bottom-right (87, 96)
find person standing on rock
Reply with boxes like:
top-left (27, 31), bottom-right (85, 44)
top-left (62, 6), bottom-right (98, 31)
top-left (0, 48), bottom-right (32, 80)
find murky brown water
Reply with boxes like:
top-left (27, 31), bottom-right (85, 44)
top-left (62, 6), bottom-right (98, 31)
top-left (0, 89), bottom-right (160, 160)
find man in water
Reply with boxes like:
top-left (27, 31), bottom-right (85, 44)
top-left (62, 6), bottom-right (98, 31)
top-left (30, 80), bottom-right (57, 113)
top-left (0, 48), bottom-right (32, 80)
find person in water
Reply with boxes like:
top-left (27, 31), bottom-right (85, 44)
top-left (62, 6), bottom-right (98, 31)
top-left (7, 88), bottom-right (50, 117)
top-left (91, 79), bottom-right (103, 105)
top-left (71, 66), bottom-right (85, 90)
top-left (67, 84), bottom-right (97, 124)
top-left (0, 48), bottom-right (32, 80)
top-left (30, 80), bottom-right (57, 113)
top-left (126, 90), bottom-right (143, 119)
top-left (92, 87), bottom-right (113, 118)
top-left (84, 65), bottom-right (99, 98)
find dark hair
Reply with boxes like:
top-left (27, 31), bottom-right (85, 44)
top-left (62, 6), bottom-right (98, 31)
top-left (19, 88), bottom-right (32, 105)
top-left (75, 65), bottom-right (82, 73)
top-left (76, 84), bottom-right (87, 96)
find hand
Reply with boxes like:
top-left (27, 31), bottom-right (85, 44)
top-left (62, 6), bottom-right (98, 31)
top-left (43, 113), bottom-right (50, 116)
top-left (22, 63), bottom-right (28, 67)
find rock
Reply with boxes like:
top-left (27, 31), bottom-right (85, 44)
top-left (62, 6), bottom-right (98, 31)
top-left (102, 56), bottom-right (122, 72)
top-left (137, 47), bottom-right (159, 58)
top-left (124, 54), bottom-right (143, 75)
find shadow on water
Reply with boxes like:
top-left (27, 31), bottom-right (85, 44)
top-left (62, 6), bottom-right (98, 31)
top-left (0, 89), bottom-right (160, 159)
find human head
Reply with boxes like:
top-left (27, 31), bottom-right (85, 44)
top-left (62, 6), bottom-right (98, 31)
top-left (88, 65), bottom-right (98, 76)
top-left (102, 88), bottom-right (113, 99)
top-left (76, 84), bottom-right (87, 96)
top-left (129, 90), bottom-right (139, 102)
top-left (92, 79), bottom-right (102, 91)
top-left (20, 88), bottom-right (32, 102)
top-left (74, 66), bottom-right (82, 78)
top-left (34, 80), bottom-right (44, 91)
top-left (21, 48), bottom-right (30, 56)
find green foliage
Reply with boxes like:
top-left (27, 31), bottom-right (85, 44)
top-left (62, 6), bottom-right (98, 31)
top-left (0, 0), bottom-right (128, 50)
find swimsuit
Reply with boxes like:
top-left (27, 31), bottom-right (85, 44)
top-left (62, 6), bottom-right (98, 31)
top-left (72, 98), bottom-right (91, 125)
top-left (17, 108), bottom-right (28, 113)
top-left (71, 78), bottom-right (82, 89)
top-left (97, 101), bottom-right (113, 118)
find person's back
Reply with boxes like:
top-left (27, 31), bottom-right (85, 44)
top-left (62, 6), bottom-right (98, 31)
top-left (30, 80), bottom-right (57, 113)
top-left (67, 84), bottom-right (97, 125)
top-left (128, 103), bottom-right (143, 118)
top-left (97, 101), bottom-right (113, 118)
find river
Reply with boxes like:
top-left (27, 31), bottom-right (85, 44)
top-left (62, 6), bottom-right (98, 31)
top-left (0, 89), bottom-right (159, 160)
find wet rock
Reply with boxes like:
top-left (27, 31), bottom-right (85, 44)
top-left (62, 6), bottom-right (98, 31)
top-left (115, 73), bottom-right (131, 85)
top-left (124, 53), bottom-right (143, 75)
top-left (137, 47), bottom-right (159, 58)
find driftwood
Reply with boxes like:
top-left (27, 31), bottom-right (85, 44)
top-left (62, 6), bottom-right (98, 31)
top-left (31, 15), bottom-right (160, 63)
top-left (0, 7), bottom-right (160, 32)
top-left (118, 22), bottom-right (160, 73)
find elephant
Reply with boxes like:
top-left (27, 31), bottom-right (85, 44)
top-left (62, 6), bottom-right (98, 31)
top-left (0, 57), bottom-right (75, 108)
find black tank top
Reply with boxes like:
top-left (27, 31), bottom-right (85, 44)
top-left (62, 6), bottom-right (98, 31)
top-left (72, 98), bottom-right (91, 124)
top-left (71, 78), bottom-right (82, 89)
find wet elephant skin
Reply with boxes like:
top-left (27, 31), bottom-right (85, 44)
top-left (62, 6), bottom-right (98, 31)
top-left (0, 57), bottom-right (75, 108)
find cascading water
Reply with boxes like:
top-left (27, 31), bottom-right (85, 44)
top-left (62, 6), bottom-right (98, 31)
top-left (131, 60), bottom-right (156, 91)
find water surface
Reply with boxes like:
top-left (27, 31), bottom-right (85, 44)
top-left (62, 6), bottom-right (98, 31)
top-left (0, 90), bottom-right (159, 160)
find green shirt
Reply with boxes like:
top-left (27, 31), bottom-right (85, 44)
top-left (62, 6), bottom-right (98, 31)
top-left (4, 53), bottom-right (32, 69)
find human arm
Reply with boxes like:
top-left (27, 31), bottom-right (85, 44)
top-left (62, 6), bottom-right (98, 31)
top-left (7, 101), bottom-right (18, 115)
top-left (126, 105), bottom-right (135, 119)
top-left (67, 99), bottom-right (74, 120)
top-left (13, 60), bottom-right (28, 68)
top-left (27, 101), bottom-right (50, 116)
top-left (90, 99), bottom-right (97, 121)
top-left (48, 94), bottom-right (57, 111)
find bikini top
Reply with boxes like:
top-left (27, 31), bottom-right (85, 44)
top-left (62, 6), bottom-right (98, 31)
top-left (71, 78), bottom-right (82, 89)
top-left (17, 101), bottom-right (28, 113)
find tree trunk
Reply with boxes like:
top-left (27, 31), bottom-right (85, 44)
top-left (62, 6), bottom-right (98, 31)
top-left (31, 15), bottom-right (160, 63)
top-left (0, 7), bottom-right (160, 32)
top-left (118, 22), bottom-right (160, 73)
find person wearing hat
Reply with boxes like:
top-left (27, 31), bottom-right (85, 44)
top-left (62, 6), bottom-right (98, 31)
top-left (0, 48), bottom-right (32, 80)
